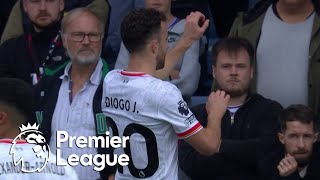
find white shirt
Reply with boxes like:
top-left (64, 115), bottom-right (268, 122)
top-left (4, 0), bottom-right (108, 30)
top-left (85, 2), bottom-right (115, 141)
top-left (0, 139), bottom-right (78, 180)
top-left (102, 70), bottom-right (203, 180)
top-left (49, 60), bottom-right (103, 180)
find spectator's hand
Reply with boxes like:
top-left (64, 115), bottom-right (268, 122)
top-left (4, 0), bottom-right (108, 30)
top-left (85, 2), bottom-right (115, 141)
top-left (206, 90), bottom-right (230, 121)
top-left (277, 154), bottom-right (298, 177)
top-left (182, 11), bottom-right (209, 46)
top-left (108, 174), bottom-right (115, 180)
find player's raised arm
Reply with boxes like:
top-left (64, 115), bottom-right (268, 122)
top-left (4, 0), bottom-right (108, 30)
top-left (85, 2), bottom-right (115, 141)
top-left (184, 90), bottom-right (229, 155)
top-left (155, 11), bottom-right (209, 79)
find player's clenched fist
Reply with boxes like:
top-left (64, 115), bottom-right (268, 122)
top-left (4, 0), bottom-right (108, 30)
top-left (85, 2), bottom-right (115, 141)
top-left (206, 90), bottom-right (230, 121)
top-left (277, 154), bottom-right (298, 177)
top-left (182, 11), bottom-right (209, 45)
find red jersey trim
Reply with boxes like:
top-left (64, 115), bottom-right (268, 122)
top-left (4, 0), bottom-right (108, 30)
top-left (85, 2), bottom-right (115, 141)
top-left (0, 139), bottom-right (27, 144)
top-left (120, 71), bottom-right (146, 77)
top-left (177, 122), bottom-right (203, 139)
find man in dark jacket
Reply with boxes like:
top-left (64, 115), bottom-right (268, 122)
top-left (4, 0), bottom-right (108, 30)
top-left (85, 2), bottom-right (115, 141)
top-left (0, 0), bottom-right (67, 85)
top-left (259, 104), bottom-right (320, 180)
top-left (179, 37), bottom-right (283, 180)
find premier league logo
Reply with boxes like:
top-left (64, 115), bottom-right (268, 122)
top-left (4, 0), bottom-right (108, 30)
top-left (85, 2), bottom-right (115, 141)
top-left (10, 123), bottom-right (50, 172)
top-left (178, 100), bottom-right (189, 116)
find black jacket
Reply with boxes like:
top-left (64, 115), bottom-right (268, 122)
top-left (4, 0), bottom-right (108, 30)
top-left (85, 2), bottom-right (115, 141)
top-left (29, 59), bottom-right (115, 179)
top-left (259, 142), bottom-right (320, 180)
top-left (0, 22), bottom-right (67, 84)
top-left (179, 94), bottom-right (283, 180)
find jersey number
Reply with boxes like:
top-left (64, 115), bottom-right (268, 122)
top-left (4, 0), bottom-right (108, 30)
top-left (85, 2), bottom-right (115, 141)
top-left (107, 116), bottom-right (159, 178)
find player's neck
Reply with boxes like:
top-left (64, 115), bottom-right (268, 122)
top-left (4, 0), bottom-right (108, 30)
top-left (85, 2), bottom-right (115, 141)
top-left (127, 53), bottom-right (156, 76)
top-left (2, 127), bottom-right (21, 139)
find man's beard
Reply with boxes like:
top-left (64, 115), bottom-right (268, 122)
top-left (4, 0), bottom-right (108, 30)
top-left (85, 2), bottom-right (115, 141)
top-left (224, 88), bottom-right (248, 97)
top-left (66, 46), bottom-right (100, 65)
top-left (217, 81), bottom-right (249, 97)
top-left (32, 13), bottom-right (60, 31)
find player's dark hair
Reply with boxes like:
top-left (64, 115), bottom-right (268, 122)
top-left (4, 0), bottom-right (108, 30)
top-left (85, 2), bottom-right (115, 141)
top-left (0, 78), bottom-right (33, 122)
top-left (121, 8), bottom-right (166, 53)
top-left (279, 104), bottom-right (318, 132)
top-left (212, 37), bottom-right (254, 66)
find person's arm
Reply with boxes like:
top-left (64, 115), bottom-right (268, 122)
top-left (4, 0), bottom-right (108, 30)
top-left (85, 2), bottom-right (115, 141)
top-left (0, 0), bottom-right (23, 44)
top-left (155, 11), bottom-right (209, 80)
top-left (170, 39), bottom-right (201, 97)
top-left (183, 90), bottom-right (229, 155)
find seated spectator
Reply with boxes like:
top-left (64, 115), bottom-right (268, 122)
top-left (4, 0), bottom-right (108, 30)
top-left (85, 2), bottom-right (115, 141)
top-left (0, 77), bottom-right (78, 179)
top-left (0, 0), bottom-right (67, 85)
top-left (179, 37), bottom-right (283, 180)
top-left (30, 8), bottom-right (112, 180)
top-left (115, 0), bottom-right (201, 105)
top-left (259, 104), bottom-right (320, 180)
top-left (0, 0), bottom-right (109, 44)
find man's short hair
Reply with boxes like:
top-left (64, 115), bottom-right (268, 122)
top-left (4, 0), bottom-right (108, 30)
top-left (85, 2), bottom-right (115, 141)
top-left (61, 7), bottom-right (105, 34)
top-left (120, 8), bottom-right (166, 54)
top-left (212, 37), bottom-right (254, 66)
top-left (279, 104), bottom-right (318, 132)
top-left (0, 78), bottom-right (33, 122)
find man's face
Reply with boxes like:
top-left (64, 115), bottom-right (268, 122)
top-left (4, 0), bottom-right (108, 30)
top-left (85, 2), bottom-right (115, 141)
top-left (155, 22), bottom-right (168, 70)
top-left (213, 49), bottom-right (253, 97)
top-left (62, 12), bottom-right (103, 65)
top-left (145, 0), bottom-right (171, 14)
top-left (23, 0), bottom-right (64, 31)
top-left (278, 121), bottom-right (318, 166)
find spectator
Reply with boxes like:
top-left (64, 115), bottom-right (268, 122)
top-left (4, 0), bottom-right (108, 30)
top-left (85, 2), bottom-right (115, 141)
top-left (228, 0), bottom-right (320, 112)
top-left (115, 0), bottom-right (201, 105)
top-left (0, 0), bottom-right (109, 44)
top-left (0, 77), bottom-right (78, 180)
top-left (259, 104), bottom-right (320, 180)
top-left (0, 0), bottom-right (67, 85)
top-left (179, 37), bottom-right (283, 180)
top-left (103, 0), bottom-right (144, 69)
top-left (30, 8), bottom-right (112, 180)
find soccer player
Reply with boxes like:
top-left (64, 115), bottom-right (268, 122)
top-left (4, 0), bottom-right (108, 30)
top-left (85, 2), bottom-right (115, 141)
top-left (0, 77), bottom-right (78, 179)
top-left (102, 9), bottom-right (229, 179)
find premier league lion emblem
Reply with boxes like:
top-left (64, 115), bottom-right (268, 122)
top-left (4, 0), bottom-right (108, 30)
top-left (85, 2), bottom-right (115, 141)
top-left (10, 123), bottom-right (50, 172)
top-left (178, 100), bottom-right (189, 116)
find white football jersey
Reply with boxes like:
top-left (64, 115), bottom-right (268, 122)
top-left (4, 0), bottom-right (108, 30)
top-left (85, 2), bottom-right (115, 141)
top-left (0, 139), bottom-right (78, 180)
top-left (102, 70), bottom-right (203, 180)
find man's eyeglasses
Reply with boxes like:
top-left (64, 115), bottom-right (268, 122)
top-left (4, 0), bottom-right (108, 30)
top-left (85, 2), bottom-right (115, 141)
top-left (66, 32), bottom-right (103, 42)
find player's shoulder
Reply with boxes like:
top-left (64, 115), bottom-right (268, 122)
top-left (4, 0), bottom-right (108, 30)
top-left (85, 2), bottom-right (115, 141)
top-left (147, 79), bottom-right (180, 96)
top-left (105, 69), bottom-right (120, 79)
